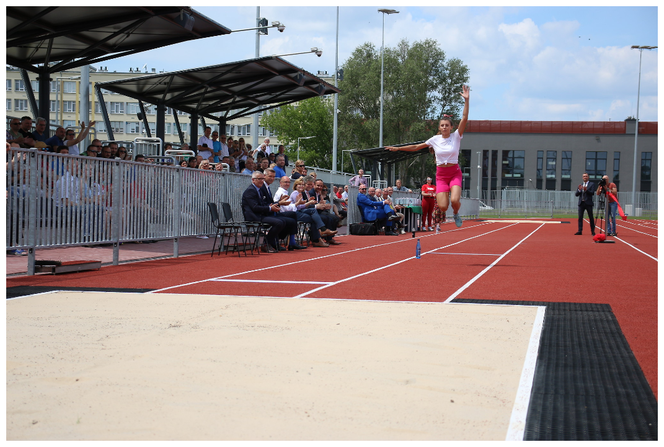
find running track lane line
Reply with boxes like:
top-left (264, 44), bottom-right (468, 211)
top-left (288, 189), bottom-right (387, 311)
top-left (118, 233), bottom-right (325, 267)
top-left (149, 221), bottom-right (495, 294)
top-left (293, 223), bottom-right (520, 299)
top-left (613, 237), bottom-right (658, 262)
top-left (443, 223), bottom-right (546, 303)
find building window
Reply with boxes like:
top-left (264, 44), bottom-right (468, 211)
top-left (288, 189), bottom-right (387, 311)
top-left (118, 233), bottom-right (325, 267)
top-left (30, 80), bottom-right (39, 92)
top-left (585, 151), bottom-right (607, 181)
top-left (546, 150), bottom-right (557, 190)
top-left (7, 99), bottom-right (12, 111)
top-left (502, 150), bottom-right (525, 188)
top-left (561, 151), bottom-right (572, 191)
top-left (109, 102), bottom-right (125, 114)
top-left (481, 150), bottom-right (489, 193)
top-left (111, 121), bottom-right (124, 134)
top-left (63, 120), bottom-right (76, 129)
top-left (14, 99), bottom-right (28, 112)
top-left (7, 79), bottom-right (12, 91)
top-left (146, 105), bottom-right (157, 115)
top-left (96, 121), bottom-right (106, 133)
top-left (126, 102), bottom-right (140, 115)
top-left (63, 101), bottom-right (76, 113)
top-left (536, 150), bottom-right (543, 190)
top-left (63, 81), bottom-right (77, 94)
top-left (613, 152), bottom-right (620, 190)
top-left (491, 150), bottom-right (498, 191)
top-left (50, 81), bottom-right (60, 93)
top-left (50, 101), bottom-right (59, 113)
top-left (461, 149), bottom-right (471, 191)
top-left (14, 80), bottom-right (25, 92)
top-left (640, 152), bottom-right (652, 192)
top-left (126, 122), bottom-right (140, 134)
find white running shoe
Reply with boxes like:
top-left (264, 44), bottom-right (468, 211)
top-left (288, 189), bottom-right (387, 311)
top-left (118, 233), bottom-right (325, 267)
top-left (453, 213), bottom-right (462, 227)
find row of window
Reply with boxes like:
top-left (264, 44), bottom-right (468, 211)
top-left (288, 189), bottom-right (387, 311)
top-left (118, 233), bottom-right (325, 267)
top-left (84, 122), bottom-right (271, 138)
top-left (469, 150), bottom-right (652, 191)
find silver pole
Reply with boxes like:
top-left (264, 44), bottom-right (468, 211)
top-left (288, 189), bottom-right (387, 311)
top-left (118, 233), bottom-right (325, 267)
top-left (332, 6), bottom-right (339, 174)
top-left (379, 12), bottom-right (385, 149)
top-left (476, 151), bottom-right (481, 200)
top-left (252, 7), bottom-right (260, 152)
top-left (630, 48), bottom-right (643, 211)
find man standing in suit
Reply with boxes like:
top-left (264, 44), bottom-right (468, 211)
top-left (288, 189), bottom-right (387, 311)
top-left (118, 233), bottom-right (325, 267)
top-left (241, 171), bottom-right (286, 253)
top-left (575, 172), bottom-right (596, 236)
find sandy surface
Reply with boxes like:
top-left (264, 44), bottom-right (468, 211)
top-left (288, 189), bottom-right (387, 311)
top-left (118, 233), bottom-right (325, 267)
top-left (7, 292), bottom-right (539, 440)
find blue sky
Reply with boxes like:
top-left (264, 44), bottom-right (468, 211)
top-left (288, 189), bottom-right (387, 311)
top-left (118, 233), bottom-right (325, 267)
top-left (102, 5), bottom-right (659, 122)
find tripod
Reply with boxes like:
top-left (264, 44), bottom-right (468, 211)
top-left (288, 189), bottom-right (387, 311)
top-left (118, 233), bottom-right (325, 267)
top-left (594, 190), bottom-right (615, 243)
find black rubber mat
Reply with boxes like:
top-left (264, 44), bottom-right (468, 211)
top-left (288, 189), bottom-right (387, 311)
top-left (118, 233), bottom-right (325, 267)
top-left (6, 286), bottom-right (154, 299)
top-left (453, 299), bottom-right (657, 440)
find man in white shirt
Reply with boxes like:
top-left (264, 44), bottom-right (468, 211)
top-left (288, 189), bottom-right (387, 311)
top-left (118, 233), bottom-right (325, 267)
top-left (197, 126), bottom-right (214, 161)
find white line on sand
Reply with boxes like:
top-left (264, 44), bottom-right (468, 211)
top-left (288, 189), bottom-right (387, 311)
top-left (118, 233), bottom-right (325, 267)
top-left (506, 305), bottom-right (546, 441)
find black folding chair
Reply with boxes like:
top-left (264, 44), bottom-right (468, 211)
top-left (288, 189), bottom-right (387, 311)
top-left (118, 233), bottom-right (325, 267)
top-left (207, 202), bottom-right (242, 256)
top-left (221, 202), bottom-right (269, 255)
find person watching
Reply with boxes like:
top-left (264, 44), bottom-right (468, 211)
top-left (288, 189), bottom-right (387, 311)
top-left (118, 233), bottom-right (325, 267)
top-left (273, 154), bottom-right (288, 178)
top-left (242, 157), bottom-right (255, 175)
top-left (357, 185), bottom-right (399, 235)
top-left (575, 172), bottom-right (596, 236)
top-left (597, 174), bottom-right (618, 236)
top-left (349, 168), bottom-right (368, 187)
top-left (197, 126), bottom-right (214, 161)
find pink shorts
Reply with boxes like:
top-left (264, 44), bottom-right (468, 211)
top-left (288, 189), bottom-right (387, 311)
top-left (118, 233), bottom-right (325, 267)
top-left (436, 164), bottom-right (462, 193)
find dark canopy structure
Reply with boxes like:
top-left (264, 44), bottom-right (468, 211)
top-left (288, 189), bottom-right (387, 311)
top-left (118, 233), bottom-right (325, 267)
top-left (94, 56), bottom-right (342, 144)
top-left (346, 141), bottom-right (429, 186)
top-left (6, 6), bottom-right (231, 136)
top-left (6, 7), bottom-right (231, 73)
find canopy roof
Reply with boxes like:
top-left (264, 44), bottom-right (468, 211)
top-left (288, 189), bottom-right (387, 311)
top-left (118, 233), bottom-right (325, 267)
top-left (351, 141), bottom-right (429, 164)
top-left (6, 6), bottom-right (231, 73)
top-left (95, 56), bottom-right (342, 121)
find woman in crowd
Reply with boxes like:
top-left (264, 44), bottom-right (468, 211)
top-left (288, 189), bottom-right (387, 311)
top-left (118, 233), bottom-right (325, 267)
top-left (421, 177), bottom-right (436, 231)
top-left (289, 177), bottom-right (336, 247)
top-left (386, 85), bottom-right (469, 227)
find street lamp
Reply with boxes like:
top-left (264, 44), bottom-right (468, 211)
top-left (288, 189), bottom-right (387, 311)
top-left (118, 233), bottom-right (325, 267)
top-left (232, 21), bottom-right (285, 33)
top-left (629, 45), bottom-right (657, 210)
top-left (273, 47), bottom-right (323, 58)
top-left (297, 136), bottom-right (316, 161)
top-left (378, 8), bottom-right (398, 149)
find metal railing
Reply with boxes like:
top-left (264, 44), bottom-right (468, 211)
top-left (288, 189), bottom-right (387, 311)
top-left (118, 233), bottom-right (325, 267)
top-left (6, 148), bottom-right (255, 274)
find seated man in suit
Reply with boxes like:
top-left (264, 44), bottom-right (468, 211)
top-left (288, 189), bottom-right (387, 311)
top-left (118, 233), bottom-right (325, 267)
top-left (241, 171), bottom-right (289, 253)
top-left (357, 185), bottom-right (400, 235)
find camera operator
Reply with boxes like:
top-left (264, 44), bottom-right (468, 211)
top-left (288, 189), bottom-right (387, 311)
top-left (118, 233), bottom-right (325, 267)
top-left (596, 175), bottom-right (618, 236)
top-left (574, 173), bottom-right (596, 236)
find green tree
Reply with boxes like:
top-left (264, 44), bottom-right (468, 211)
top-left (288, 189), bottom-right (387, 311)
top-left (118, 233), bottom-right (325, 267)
top-left (259, 96), bottom-right (334, 169)
top-left (338, 38), bottom-right (469, 186)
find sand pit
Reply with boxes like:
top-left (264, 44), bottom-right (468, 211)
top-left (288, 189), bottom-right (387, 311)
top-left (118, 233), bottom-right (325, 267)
top-left (7, 292), bottom-right (541, 440)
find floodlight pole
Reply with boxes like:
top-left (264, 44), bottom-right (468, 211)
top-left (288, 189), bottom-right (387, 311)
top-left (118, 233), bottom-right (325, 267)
top-left (378, 8), bottom-right (398, 149)
top-left (253, 7), bottom-right (261, 152)
top-left (332, 6), bottom-right (339, 174)
top-left (629, 45), bottom-right (657, 211)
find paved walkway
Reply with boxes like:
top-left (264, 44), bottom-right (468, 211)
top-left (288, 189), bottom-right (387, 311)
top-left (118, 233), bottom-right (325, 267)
top-left (6, 236), bottom-right (215, 276)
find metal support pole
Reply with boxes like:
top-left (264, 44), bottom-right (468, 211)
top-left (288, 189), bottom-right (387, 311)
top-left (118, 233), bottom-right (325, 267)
top-left (95, 85), bottom-right (114, 141)
top-left (111, 160), bottom-right (122, 265)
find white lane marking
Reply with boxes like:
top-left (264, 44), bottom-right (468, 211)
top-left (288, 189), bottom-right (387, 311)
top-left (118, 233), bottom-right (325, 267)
top-left (211, 279), bottom-right (332, 285)
top-left (444, 224), bottom-right (546, 303)
top-left (614, 237), bottom-right (658, 262)
top-left (293, 223), bottom-right (521, 299)
top-left (149, 221), bottom-right (494, 293)
top-left (506, 305), bottom-right (546, 441)
top-left (428, 252), bottom-right (502, 256)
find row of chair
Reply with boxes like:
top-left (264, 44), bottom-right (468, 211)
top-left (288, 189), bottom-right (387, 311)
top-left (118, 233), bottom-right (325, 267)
top-left (207, 202), bottom-right (312, 257)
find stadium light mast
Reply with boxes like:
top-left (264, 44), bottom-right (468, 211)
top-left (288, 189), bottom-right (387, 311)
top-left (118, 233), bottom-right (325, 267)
top-left (629, 45), bottom-right (657, 211)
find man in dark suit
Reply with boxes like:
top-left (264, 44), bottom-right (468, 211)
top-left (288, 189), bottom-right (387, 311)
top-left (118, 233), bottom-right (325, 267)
top-left (575, 172), bottom-right (596, 236)
top-left (241, 171), bottom-right (287, 252)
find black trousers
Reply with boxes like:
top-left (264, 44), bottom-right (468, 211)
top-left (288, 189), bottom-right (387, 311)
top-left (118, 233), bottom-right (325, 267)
top-left (578, 203), bottom-right (595, 233)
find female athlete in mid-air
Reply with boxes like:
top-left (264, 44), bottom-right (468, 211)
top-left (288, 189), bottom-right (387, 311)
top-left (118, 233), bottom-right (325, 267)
top-left (386, 84), bottom-right (469, 227)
